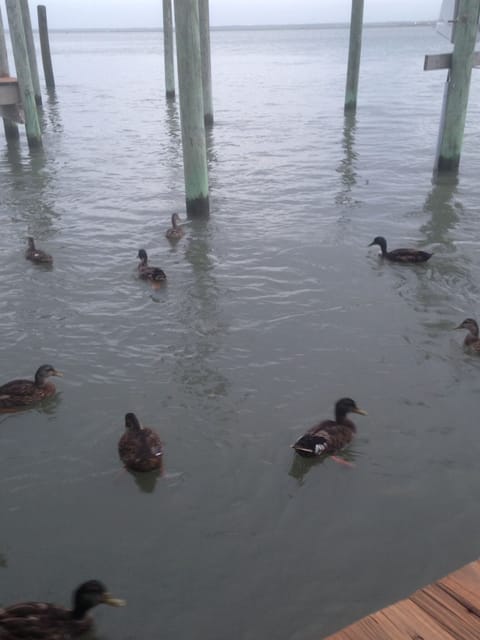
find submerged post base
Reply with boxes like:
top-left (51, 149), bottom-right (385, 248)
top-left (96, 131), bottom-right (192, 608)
top-left (186, 195), bottom-right (209, 216)
top-left (166, 90), bottom-right (175, 99)
top-left (436, 154), bottom-right (460, 174)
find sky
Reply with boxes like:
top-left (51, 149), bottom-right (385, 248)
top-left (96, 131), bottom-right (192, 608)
top-left (12, 0), bottom-right (442, 30)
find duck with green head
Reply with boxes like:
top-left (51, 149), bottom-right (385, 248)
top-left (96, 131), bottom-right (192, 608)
top-left (0, 579), bottom-right (125, 639)
top-left (292, 397), bottom-right (367, 458)
top-left (368, 236), bottom-right (432, 263)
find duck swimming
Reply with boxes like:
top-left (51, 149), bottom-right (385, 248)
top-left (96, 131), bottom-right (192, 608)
top-left (292, 397), bottom-right (367, 458)
top-left (455, 318), bottom-right (480, 353)
top-left (0, 579), bottom-right (125, 640)
top-left (25, 237), bottom-right (53, 264)
top-left (118, 412), bottom-right (163, 472)
top-left (0, 364), bottom-right (63, 411)
top-left (165, 213), bottom-right (186, 242)
top-left (368, 236), bottom-right (432, 263)
top-left (137, 249), bottom-right (167, 282)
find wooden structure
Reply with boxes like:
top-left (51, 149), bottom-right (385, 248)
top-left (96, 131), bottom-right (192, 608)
top-left (325, 558), bottom-right (480, 639)
top-left (425, 0), bottom-right (480, 174)
top-left (344, 0), bottom-right (364, 113)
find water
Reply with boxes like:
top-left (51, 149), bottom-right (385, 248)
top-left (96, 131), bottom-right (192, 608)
top-left (1, 24), bottom-right (480, 640)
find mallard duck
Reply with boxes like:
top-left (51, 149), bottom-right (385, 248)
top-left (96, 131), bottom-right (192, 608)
top-left (137, 249), bottom-right (166, 282)
top-left (455, 318), bottom-right (480, 353)
top-left (118, 412), bottom-right (163, 472)
top-left (292, 397), bottom-right (367, 458)
top-left (0, 364), bottom-right (63, 411)
top-left (25, 237), bottom-right (53, 264)
top-left (165, 213), bottom-right (186, 241)
top-left (368, 236), bottom-right (432, 263)
top-left (0, 579), bottom-right (125, 639)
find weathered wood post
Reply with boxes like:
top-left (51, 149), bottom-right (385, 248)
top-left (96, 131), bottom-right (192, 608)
top-left (0, 6), bottom-right (20, 141)
top-left (5, 0), bottom-right (42, 147)
top-left (435, 1), bottom-right (480, 173)
top-left (37, 5), bottom-right (55, 89)
top-left (173, 0), bottom-right (209, 216)
top-left (19, 0), bottom-right (42, 105)
top-left (162, 0), bottom-right (175, 99)
top-left (198, 0), bottom-right (213, 126)
top-left (344, 0), bottom-right (364, 113)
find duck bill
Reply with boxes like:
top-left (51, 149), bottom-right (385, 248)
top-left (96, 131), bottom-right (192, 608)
top-left (453, 325), bottom-right (463, 330)
top-left (52, 370), bottom-right (64, 377)
top-left (353, 407), bottom-right (368, 416)
top-left (368, 241), bottom-right (375, 247)
top-left (101, 593), bottom-right (126, 607)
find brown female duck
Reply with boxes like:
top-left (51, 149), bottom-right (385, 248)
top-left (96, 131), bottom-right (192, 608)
top-left (455, 318), bottom-right (480, 353)
top-left (25, 237), bottom-right (53, 264)
top-left (0, 364), bottom-right (63, 411)
top-left (368, 236), bottom-right (432, 263)
top-left (118, 412), bottom-right (163, 472)
top-left (137, 249), bottom-right (167, 282)
top-left (292, 397), bottom-right (367, 457)
top-left (0, 579), bottom-right (125, 640)
top-left (165, 213), bottom-right (186, 242)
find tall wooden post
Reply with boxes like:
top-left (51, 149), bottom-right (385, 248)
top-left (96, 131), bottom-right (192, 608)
top-left (198, 0), bottom-right (213, 126)
top-left (344, 0), bottom-right (364, 113)
top-left (37, 5), bottom-right (55, 89)
top-left (5, 0), bottom-right (42, 147)
top-left (162, 0), bottom-right (175, 99)
top-left (174, 0), bottom-right (209, 216)
top-left (435, 0), bottom-right (480, 173)
top-left (19, 0), bottom-right (41, 105)
top-left (0, 6), bottom-right (19, 140)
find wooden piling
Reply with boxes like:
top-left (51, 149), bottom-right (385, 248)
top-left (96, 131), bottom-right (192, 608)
top-left (173, 0), bottom-right (209, 216)
top-left (435, 0), bottom-right (480, 173)
top-left (162, 0), bottom-right (175, 99)
top-left (19, 0), bottom-right (42, 105)
top-left (0, 6), bottom-right (19, 141)
top-left (5, 0), bottom-right (42, 148)
top-left (37, 5), bottom-right (55, 89)
top-left (344, 0), bottom-right (364, 113)
top-left (198, 0), bottom-right (213, 126)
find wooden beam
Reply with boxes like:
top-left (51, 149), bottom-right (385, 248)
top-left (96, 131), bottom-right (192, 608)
top-left (424, 50), bottom-right (480, 70)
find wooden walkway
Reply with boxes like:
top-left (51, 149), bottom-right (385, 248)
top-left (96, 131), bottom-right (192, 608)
top-left (325, 559), bottom-right (480, 639)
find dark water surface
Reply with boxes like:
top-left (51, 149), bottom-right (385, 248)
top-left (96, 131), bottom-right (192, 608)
top-left (1, 25), bottom-right (480, 640)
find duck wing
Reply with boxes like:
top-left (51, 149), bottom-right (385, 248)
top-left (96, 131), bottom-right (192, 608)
top-left (0, 602), bottom-right (90, 639)
top-left (387, 248), bottom-right (432, 263)
top-left (0, 379), bottom-right (35, 398)
top-left (293, 419), bottom-right (355, 456)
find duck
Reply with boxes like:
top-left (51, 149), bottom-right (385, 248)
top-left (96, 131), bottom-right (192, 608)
top-left (118, 412), bottom-right (163, 472)
top-left (137, 249), bottom-right (167, 282)
top-left (0, 364), bottom-right (63, 411)
top-left (292, 397), bottom-right (367, 458)
top-left (368, 236), bottom-right (432, 263)
top-left (455, 318), bottom-right (480, 353)
top-left (165, 213), bottom-right (186, 241)
top-left (25, 237), bottom-right (53, 264)
top-left (0, 579), bottom-right (125, 640)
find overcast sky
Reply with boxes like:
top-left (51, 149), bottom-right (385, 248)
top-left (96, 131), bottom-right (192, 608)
top-left (9, 0), bottom-right (442, 30)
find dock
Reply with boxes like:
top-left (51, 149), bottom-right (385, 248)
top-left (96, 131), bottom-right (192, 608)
top-left (325, 559), bottom-right (480, 639)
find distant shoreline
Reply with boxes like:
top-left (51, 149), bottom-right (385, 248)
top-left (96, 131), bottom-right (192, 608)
top-left (44, 21), bottom-right (435, 33)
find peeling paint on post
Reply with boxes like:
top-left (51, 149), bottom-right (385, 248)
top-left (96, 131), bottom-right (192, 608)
top-left (37, 5), bottom-right (55, 89)
top-left (344, 0), bottom-right (364, 113)
top-left (174, 0), bottom-right (209, 216)
top-left (162, 0), bottom-right (175, 99)
top-left (0, 6), bottom-right (19, 141)
top-left (5, 0), bottom-right (42, 148)
top-left (435, 0), bottom-right (480, 174)
top-left (19, 0), bottom-right (42, 105)
top-left (198, 0), bottom-right (213, 126)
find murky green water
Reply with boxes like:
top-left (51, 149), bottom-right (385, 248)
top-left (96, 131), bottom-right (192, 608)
top-left (1, 25), bottom-right (480, 640)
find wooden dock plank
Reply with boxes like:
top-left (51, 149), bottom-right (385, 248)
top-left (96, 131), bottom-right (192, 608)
top-left (324, 560), bottom-right (480, 640)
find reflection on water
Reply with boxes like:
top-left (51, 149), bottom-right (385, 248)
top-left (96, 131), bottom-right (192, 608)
top-left (128, 466), bottom-right (163, 493)
top-left (0, 553), bottom-right (6, 568)
top-left (421, 176), bottom-right (460, 247)
top-left (336, 112), bottom-right (359, 208)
